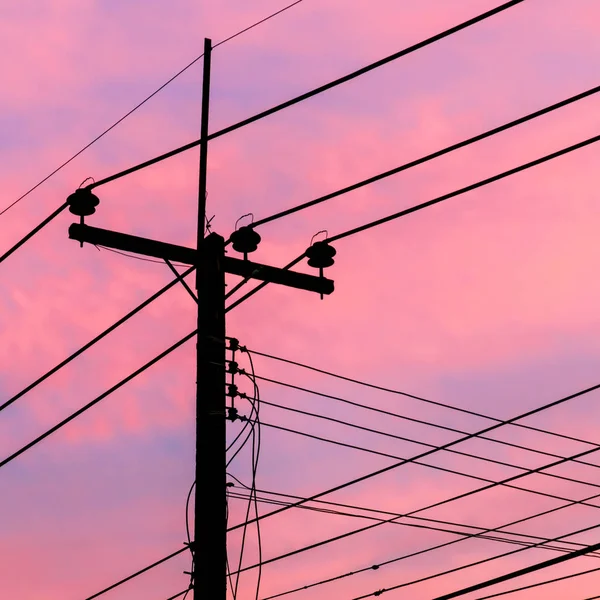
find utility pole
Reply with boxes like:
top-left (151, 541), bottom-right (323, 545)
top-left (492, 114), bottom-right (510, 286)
top-left (194, 38), bottom-right (227, 599)
top-left (65, 37), bottom-right (335, 599)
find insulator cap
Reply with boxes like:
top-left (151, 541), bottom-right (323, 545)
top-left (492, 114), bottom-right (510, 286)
top-left (67, 188), bottom-right (100, 217)
top-left (230, 226), bottom-right (261, 255)
top-left (306, 240), bottom-right (336, 269)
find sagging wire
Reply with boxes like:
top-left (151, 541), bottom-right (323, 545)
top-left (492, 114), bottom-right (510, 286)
top-left (226, 339), bottom-right (263, 600)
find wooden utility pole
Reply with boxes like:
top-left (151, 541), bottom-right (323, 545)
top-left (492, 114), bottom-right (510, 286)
top-left (67, 36), bottom-right (334, 599)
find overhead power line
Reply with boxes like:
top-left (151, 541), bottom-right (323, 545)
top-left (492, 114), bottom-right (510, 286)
top-left (327, 134), bottom-right (599, 244)
top-left (88, 0), bottom-right (526, 190)
top-left (247, 347), bottom-right (600, 449)
top-left (475, 565), bottom-right (600, 599)
top-left (431, 535), bottom-right (600, 600)
top-left (227, 489), bottom-right (600, 558)
top-left (0, 0), bottom-right (305, 218)
top-left (225, 133), bottom-right (600, 311)
top-left (227, 484), bottom-right (600, 557)
top-left (251, 85), bottom-right (600, 228)
top-left (227, 377), bottom-right (600, 533)
top-left (0, 331), bottom-right (196, 470)
top-left (251, 375), bottom-right (600, 473)
top-left (0, 266), bottom-right (195, 414)
top-left (256, 397), bottom-right (600, 495)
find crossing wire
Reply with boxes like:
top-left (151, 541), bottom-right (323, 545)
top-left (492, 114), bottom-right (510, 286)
top-left (251, 85), bottom-right (600, 228)
top-left (248, 374), bottom-right (600, 473)
top-left (88, 0), bottom-right (526, 190)
top-left (225, 133), bottom-right (600, 311)
top-left (0, 0), bottom-right (305, 218)
top-left (246, 346), bottom-right (600, 449)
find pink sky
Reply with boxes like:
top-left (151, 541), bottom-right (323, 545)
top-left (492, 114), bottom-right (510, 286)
top-left (1, 0), bottom-right (600, 598)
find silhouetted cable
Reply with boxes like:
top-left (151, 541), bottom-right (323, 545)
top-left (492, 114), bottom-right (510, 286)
top-left (248, 347), bottom-right (600, 449)
top-left (0, 202), bottom-right (68, 266)
top-left (328, 135), bottom-right (600, 244)
top-left (84, 546), bottom-right (188, 600)
top-left (225, 134), bottom-right (600, 311)
top-left (230, 505), bottom-right (600, 582)
top-left (227, 489), bottom-right (599, 557)
top-left (257, 397), bottom-right (600, 492)
top-left (431, 536), bottom-right (600, 600)
top-left (0, 266), bottom-right (195, 414)
top-left (227, 483), bottom-right (600, 556)
top-left (89, 0), bottom-right (526, 190)
top-left (475, 565), bottom-right (600, 599)
top-left (250, 376), bottom-right (600, 474)
top-left (165, 589), bottom-right (190, 600)
top-left (352, 521), bottom-right (600, 600)
top-left (0, 331), bottom-right (196, 469)
top-left (227, 378), bottom-right (600, 533)
top-left (252, 85), bottom-right (600, 228)
top-left (0, 0), bottom-right (305, 218)
top-left (254, 417), bottom-right (600, 510)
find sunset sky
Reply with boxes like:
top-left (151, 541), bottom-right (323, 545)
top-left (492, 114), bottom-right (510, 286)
top-left (1, 1), bottom-right (600, 598)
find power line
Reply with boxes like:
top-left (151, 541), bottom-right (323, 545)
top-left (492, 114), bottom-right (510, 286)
top-left (227, 489), bottom-right (600, 558)
top-left (431, 535), bottom-right (600, 600)
top-left (0, 265), bottom-right (195, 414)
top-left (0, 202), bottom-right (68, 265)
top-left (226, 377), bottom-right (600, 533)
top-left (84, 546), bottom-right (188, 600)
top-left (327, 134), bottom-right (600, 244)
top-left (227, 484), bottom-right (600, 556)
top-left (225, 134), bottom-right (600, 311)
top-left (251, 85), bottom-right (600, 228)
top-left (246, 347), bottom-right (600, 450)
top-left (0, 331), bottom-right (196, 470)
top-left (352, 520), bottom-right (600, 600)
top-left (248, 374), bottom-right (600, 475)
top-left (88, 0), bottom-right (526, 190)
top-left (475, 565), bottom-right (600, 599)
top-left (0, 0), bottom-right (305, 218)
top-left (253, 416), bottom-right (600, 512)
top-left (256, 397), bottom-right (600, 495)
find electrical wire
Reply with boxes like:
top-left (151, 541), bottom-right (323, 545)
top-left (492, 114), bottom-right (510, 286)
top-left (430, 535), bottom-right (600, 600)
top-left (327, 134), bottom-right (600, 245)
top-left (251, 85), bottom-right (600, 228)
top-left (0, 0), bottom-right (305, 218)
top-left (88, 0), bottom-right (526, 190)
top-left (247, 348), bottom-right (600, 454)
top-left (225, 134), bottom-right (600, 311)
top-left (98, 245), bottom-right (190, 267)
top-left (0, 202), bottom-right (68, 265)
top-left (0, 330), bottom-right (197, 470)
top-left (256, 397), bottom-right (600, 494)
top-left (84, 546), bottom-right (189, 600)
top-left (474, 565), bottom-right (600, 599)
top-left (226, 489), bottom-right (600, 558)
top-left (227, 481), bottom-right (600, 556)
top-left (254, 417), bottom-right (600, 511)
top-left (0, 265), bottom-right (195, 414)
top-left (226, 377), bottom-right (600, 534)
top-left (248, 377), bottom-right (600, 475)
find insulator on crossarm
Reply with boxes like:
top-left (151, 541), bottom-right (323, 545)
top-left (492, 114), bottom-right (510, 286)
top-left (67, 188), bottom-right (100, 246)
top-left (230, 226), bottom-right (261, 261)
top-left (305, 240), bottom-right (336, 300)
